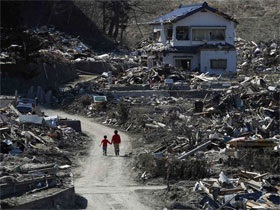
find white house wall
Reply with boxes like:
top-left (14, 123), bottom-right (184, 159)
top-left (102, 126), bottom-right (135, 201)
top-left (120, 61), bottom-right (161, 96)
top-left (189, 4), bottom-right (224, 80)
top-left (200, 50), bottom-right (236, 75)
top-left (171, 11), bottom-right (235, 46)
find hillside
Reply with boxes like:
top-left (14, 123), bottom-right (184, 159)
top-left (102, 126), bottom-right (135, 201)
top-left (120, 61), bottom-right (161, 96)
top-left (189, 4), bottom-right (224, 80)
top-left (1, 0), bottom-right (279, 49)
top-left (1, 0), bottom-right (114, 51)
top-left (210, 0), bottom-right (280, 42)
top-left (74, 0), bottom-right (280, 47)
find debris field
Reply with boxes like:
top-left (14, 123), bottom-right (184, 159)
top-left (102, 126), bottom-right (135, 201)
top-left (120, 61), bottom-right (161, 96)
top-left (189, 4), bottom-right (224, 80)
top-left (54, 53), bottom-right (280, 209)
top-left (1, 24), bottom-right (280, 209)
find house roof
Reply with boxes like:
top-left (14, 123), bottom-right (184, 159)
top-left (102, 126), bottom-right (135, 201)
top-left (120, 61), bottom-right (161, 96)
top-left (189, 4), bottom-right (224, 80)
top-left (149, 2), bottom-right (237, 25)
top-left (142, 42), bottom-right (235, 53)
top-left (166, 46), bottom-right (200, 53)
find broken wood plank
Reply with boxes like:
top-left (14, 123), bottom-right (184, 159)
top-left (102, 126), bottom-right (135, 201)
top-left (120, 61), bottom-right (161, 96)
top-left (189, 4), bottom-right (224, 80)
top-left (178, 140), bottom-right (212, 159)
top-left (245, 180), bottom-right (263, 191)
top-left (9, 104), bottom-right (21, 116)
top-left (246, 200), bottom-right (270, 209)
top-left (219, 186), bottom-right (244, 195)
top-left (253, 173), bottom-right (269, 181)
top-left (153, 145), bottom-right (167, 153)
top-left (26, 131), bottom-right (46, 144)
top-left (0, 127), bottom-right (10, 133)
top-left (126, 123), bottom-right (132, 131)
top-left (145, 123), bottom-right (159, 128)
top-left (193, 111), bottom-right (210, 116)
top-left (240, 182), bottom-right (247, 191)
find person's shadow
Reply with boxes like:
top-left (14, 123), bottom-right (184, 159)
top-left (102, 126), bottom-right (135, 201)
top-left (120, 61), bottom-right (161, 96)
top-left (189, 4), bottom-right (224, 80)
top-left (104, 153), bottom-right (130, 157)
top-left (105, 154), bottom-right (124, 157)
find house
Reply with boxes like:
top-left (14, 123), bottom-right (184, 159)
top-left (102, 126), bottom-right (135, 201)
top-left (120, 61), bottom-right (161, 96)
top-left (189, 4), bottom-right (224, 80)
top-left (148, 2), bottom-right (238, 75)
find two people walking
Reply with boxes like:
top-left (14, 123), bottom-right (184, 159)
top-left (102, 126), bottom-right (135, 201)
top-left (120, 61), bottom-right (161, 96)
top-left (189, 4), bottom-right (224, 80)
top-left (100, 130), bottom-right (121, 156)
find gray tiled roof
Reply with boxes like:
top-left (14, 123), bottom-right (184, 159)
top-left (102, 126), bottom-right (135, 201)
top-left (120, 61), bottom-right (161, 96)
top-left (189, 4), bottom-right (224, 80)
top-left (150, 2), bottom-right (237, 24)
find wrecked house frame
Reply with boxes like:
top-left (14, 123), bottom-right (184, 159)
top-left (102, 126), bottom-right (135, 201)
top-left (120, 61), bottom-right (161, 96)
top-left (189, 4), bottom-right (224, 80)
top-left (148, 2), bottom-right (238, 76)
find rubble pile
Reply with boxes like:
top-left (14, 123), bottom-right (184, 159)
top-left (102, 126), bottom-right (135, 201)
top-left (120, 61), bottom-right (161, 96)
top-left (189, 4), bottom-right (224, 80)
top-left (46, 72), bottom-right (280, 195)
top-left (54, 74), bottom-right (280, 157)
top-left (0, 26), bottom-right (135, 86)
top-left (48, 37), bottom-right (275, 118)
top-left (236, 38), bottom-right (280, 74)
top-left (8, 32), bottom-right (278, 208)
top-left (48, 59), bottom-right (280, 209)
top-left (155, 171), bottom-right (280, 209)
top-left (92, 65), bottom-right (235, 89)
top-left (195, 170), bottom-right (280, 209)
top-left (0, 26), bottom-right (94, 65)
top-left (116, 65), bottom-right (189, 86)
top-left (197, 171), bottom-right (280, 209)
top-left (0, 103), bottom-right (91, 208)
top-left (94, 75), bottom-right (280, 195)
top-left (103, 76), bottom-right (279, 134)
top-left (136, 153), bottom-right (209, 181)
top-left (54, 68), bottom-right (197, 116)
top-left (53, 82), bottom-right (107, 117)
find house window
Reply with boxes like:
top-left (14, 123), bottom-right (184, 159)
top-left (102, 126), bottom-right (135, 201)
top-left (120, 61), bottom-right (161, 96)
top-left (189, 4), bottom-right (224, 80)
top-left (176, 26), bottom-right (189, 40)
top-left (175, 59), bottom-right (191, 70)
top-left (210, 30), bottom-right (225, 40)
top-left (153, 31), bottom-right (160, 41)
top-left (210, 59), bottom-right (227, 69)
top-left (167, 27), bottom-right (173, 40)
top-left (192, 29), bottom-right (225, 41)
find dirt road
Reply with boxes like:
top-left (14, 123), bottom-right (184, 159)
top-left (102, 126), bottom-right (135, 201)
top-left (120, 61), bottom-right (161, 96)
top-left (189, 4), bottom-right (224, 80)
top-left (42, 108), bottom-right (165, 210)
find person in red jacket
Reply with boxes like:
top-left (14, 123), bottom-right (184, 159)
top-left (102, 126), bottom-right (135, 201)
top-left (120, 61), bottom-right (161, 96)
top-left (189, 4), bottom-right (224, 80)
top-left (100, 135), bottom-right (111, 156)
top-left (111, 130), bottom-right (121, 156)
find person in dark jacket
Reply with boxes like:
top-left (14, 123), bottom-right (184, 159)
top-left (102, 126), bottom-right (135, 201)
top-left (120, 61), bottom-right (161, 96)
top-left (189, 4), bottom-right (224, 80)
top-left (111, 130), bottom-right (121, 156)
top-left (100, 135), bottom-right (111, 156)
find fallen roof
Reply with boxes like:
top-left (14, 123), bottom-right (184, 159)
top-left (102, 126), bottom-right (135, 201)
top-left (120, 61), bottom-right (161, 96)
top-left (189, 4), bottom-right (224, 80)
top-left (148, 43), bottom-right (235, 53)
top-left (149, 2), bottom-right (237, 25)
